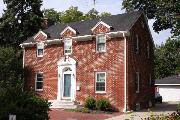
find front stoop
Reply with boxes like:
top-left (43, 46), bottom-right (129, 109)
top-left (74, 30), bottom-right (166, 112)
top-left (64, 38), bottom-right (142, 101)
top-left (49, 100), bottom-right (77, 109)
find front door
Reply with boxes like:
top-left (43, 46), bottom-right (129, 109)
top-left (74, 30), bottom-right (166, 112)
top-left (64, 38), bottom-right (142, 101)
top-left (63, 74), bottom-right (71, 99)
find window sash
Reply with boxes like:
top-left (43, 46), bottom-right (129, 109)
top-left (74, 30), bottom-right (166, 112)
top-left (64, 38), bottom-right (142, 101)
top-left (135, 72), bottom-right (140, 93)
top-left (37, 43), bottom-right (44, 57)
top-left (135, 35), bottom-right (139, 54)
top-left (96, 34), bottom-right (106, 52)
top-left (96, 72), bottom-right (106, 92)
top-left (64, 39), bottom-right (72, 54)
top-left (36, 73), bottom-right (43, 91)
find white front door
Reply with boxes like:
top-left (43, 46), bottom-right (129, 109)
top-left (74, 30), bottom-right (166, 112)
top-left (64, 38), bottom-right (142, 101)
top-left (62, 73), bottom-right (72, 99)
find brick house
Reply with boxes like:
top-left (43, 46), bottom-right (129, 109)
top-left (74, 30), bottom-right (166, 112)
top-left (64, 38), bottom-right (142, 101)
top-left (20, 11), bottom-right (154, 112)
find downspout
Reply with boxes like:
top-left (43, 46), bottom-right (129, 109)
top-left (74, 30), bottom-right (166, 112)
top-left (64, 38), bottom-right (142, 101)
top-left (123, 32), bottom-right (127, 112)
top-left (23, 47), bottom-right (25, 68)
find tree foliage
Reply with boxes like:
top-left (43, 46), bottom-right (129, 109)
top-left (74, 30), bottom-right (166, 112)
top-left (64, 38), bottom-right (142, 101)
top-left (43, 8), bottom-right (61, 25)
top-left (0, 0), bottom-right (43, 46)
top-left (154, 38), bottom-right (180, 79)
top-left (43, 6), bottom-right (111, 25)
top-left (122, 0), bottom-right (180, 35)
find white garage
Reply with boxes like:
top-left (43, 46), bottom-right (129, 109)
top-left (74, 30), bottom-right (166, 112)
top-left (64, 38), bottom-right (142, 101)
top-left (155, 75), bottom-right (180, 102)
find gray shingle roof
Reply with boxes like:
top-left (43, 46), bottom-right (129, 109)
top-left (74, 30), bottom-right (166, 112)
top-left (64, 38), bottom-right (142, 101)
top-left (23, 11), bottom-right (142, 43)
top-left (155, 75), bottom-right (180, 85)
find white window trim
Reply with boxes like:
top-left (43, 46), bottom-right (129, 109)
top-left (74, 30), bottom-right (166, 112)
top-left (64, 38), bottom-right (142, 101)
top-left (64, 38), bottom-right (72, 55)
top-left (91, 21), bottom-right (111, 31)
top-left (136, 72), bottom-right (140, 93)
top-left (95, 72), bottom-right (106, 94)
top-left (96, 34), bottom-right (106, 53)
top-left (35, 72), bottom-right (43, 91)
top-left (36, 42), bottom-right (44, 57)
top-left (135, 34), bottom-right (139, 54)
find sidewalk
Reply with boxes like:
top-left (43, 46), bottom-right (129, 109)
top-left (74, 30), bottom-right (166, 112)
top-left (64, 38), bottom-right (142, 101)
top-left (106, 102), bottom-right (178, 120)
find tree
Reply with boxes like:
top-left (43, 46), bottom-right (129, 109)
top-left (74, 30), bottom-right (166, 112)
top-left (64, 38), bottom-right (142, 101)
top-left (154, 38), bottom-right (180, 79)
top-left (122, 0), bottom-right (180, 35)
top-left (100, 12), bottom-right (111, 17)
top-left (0, 0), bottom-right (43, 46)
top-left (43, 8), bottom-right (61, 25)
top-left (84, 8), bottom-right (99, 20)
top-left (60, 6), bottom-right (84, 23)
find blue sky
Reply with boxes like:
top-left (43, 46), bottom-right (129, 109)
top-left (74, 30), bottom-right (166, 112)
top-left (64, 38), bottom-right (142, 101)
top-left (0, 0), bottom-right (171, 45)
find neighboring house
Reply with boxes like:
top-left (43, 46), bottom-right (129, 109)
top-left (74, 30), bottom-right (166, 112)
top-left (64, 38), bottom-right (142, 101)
top-left (155, 75), bottom-right (180, 102)
top-left (20, 11), bottom-right (154, 112)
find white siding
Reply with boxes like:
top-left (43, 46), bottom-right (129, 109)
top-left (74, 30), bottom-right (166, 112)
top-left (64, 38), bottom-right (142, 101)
top-left (158, 86), bottom-right (180, 101)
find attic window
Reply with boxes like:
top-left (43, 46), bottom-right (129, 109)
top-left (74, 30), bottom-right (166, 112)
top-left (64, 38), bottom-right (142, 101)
top-left (64, 38), bottom-right (72, 55)
top-left (37, 42), bottom-right (44, 57)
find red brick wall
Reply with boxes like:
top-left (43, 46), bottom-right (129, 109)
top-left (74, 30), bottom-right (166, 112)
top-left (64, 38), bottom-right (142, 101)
top-left (24, 37), bottom-right (125, 111)
top-left (126, 15), bottom-right (155, 110)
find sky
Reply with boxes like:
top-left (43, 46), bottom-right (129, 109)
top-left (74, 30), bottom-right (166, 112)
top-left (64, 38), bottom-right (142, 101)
top-left (0, 0), bottom-right (171, 45)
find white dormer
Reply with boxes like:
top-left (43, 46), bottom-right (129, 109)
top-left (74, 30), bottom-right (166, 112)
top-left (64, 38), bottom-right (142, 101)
top-left (91, 21), bottom-right (111, 32)
top-left (60, 26), bottom-right (76, 36)
top-left (33, 31), bottom-right (47, 41)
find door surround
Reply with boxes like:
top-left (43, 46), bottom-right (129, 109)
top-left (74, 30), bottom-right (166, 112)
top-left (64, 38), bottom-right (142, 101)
top-left (57, 56), bottom-right (76, 101)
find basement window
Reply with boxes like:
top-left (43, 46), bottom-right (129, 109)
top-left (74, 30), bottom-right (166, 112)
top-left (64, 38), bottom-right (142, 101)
top-left (64, 38), bottom-right (72, 55)
top-left (96, 34), bottom-right (106, 52)
top-left (95, 72), bottom-right (106, 93)
top-left (35, 72), bottom-right (43, 91)
top-left (37, 42), bottom-right (44, 57)
top-left (135, 103), bottom-right (140, 111)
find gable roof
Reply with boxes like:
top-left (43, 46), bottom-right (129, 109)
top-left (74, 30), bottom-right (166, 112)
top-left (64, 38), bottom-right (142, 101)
top-left (23, 11), bottom-right (142, 44)
top-left (155, 75), bottom-right (180, 85)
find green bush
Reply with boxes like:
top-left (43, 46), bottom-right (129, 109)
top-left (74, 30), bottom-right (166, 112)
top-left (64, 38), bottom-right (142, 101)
top-left (0, 82), bottom-right (50, 120)
top-left (84, 97), bottom-right (96, 110)
top-left (96, 98), bottom-right (110, 111)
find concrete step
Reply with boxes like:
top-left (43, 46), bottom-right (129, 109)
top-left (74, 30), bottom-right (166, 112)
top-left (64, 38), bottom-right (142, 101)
top-left (49, 100), bottom-right (77, 109)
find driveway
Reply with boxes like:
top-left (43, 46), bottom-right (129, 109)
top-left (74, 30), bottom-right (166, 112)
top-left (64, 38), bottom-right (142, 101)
top-left (106, 101), bottom-right (179, 120)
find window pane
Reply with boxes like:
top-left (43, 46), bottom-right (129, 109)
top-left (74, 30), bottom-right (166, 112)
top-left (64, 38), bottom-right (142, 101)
top-left (64, 39), bottom-right (72, 54)
top-left (96, 82), bottom-right (105, 91)
top-left (97, 73), bottom-right (105, 82)
top-left (36, 82), bottom-right (43, 89)
top-left (38, 49), bottom-right (43, 56)
top-left (97, 35), bottom-right (105, 43)
top-left (98, 43), bottom-right (105, 51)
top-left (37, 73), bottom-right (43, 78)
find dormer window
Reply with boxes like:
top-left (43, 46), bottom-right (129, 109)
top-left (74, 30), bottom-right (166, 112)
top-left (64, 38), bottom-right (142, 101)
top-left (96, 34), bottom-right (106, 52)
top-left (37, 42), bottom-right (44, 57)
top-left (64, 38), bottom-right (72, 55)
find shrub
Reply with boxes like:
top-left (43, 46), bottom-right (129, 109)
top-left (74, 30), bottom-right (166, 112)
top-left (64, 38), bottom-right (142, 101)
top-left (0, 82), bottom-right (50, 120)
top-left (96, 98), bottom-right (110, 111)
top-left (84, 97), bottom-right (96, 109)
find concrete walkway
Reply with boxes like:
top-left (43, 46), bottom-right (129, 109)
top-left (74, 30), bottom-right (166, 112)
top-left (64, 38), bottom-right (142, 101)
top-left (106, 102), bottom-right (178, 120)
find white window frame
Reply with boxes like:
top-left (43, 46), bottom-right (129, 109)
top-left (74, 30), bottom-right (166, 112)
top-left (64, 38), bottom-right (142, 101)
top-left (135, 34), bottom-right (139, 54)
top-left (64, 38), bottom-right (72, 55)
top-left (135, 72), bottom-right (140, 93)
top-left (37, 42), bottom-right (44, 57)
top-left (147, 41), bottom-right (150, 58)
top-left (35, 72), bottom-right (43, 91)
top-left (95, 72), bottom-right (106, 93)
top-left (96, 34), bottom-right (106, 53)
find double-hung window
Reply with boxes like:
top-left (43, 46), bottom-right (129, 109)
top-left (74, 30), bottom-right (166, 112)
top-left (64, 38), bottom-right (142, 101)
top-left (37, 42), bottom-right (44, 57)
top-left (95, 72), bottom-right (106, 93)
top-left (149, 74), bottom-right (152, 86)
top-left (135, 72), bottom-right (140, 93)
top-left (96, 34), bottom-right (106, 52)
top-left (134, 34), bottom-right (139, 54)
top-left (64, 38), bottom-right (72, 55)
top-left (35, 73), bottom-right (43, 91)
